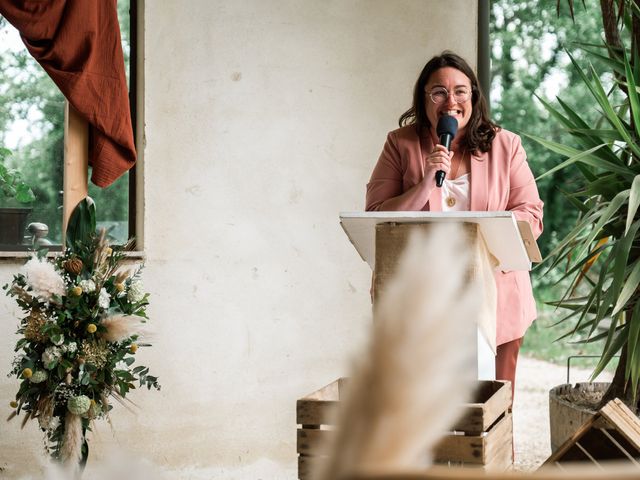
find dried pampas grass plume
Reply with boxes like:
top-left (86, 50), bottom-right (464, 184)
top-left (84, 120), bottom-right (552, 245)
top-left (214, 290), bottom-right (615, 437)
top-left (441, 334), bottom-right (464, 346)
top-left (60, 412), bottom-right (83, 470)
top-left (101, 314), bottom-right (148, 342)
top-left (22, 256), bottom-right (65, 301)
top-left (316, 223), bottom-right (481, 480)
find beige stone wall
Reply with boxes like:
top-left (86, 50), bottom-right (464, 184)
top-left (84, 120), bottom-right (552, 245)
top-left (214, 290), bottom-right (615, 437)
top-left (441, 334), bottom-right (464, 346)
top-left (0, 1), bottom-right (478, 477)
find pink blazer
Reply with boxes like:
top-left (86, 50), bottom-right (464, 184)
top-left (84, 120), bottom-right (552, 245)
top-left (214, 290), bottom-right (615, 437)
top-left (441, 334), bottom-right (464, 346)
top-left (366, 125), bottom-right (544, 345)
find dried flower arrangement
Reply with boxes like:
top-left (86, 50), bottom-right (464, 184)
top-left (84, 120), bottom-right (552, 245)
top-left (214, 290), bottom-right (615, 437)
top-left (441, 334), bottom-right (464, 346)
top-left (4, 198), bottom-right (160, 467)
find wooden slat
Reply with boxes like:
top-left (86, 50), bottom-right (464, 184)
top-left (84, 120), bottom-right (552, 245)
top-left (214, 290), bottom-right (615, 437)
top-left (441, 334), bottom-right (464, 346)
top-left (296, 378), bottom-right (512, 476)
top-left (599, 398), bottom-right (640, 449)
top-left (345, 463), bottom-right (640, 479)
top-left (303, 379), bottom-right (342, 401)
top-left (544, 413), bottom-right (600, 465)
top-left (434, 434), bottom-right (485, 464)
top-left (299, 454), bottom-right (330, 480)
top-left (296, 399), bottom-right (339, 426)
top-left (480, 382), bottom-right (511, 429)
top-left (297, 428), bottom-right (334, 456)
top-left (298, 455), bottom-right (315, 480)
top-left (545, 398), bottom-right (640, 466)
top-left (338, 377), bottom-right (349, 395)
top-left (434, 413), bottom-right (512, 465)
top-left (374, 223), bottom-right (479, 306)
top-left (298, 445), bottom-right (512, 478)
top-left (451, 405), bottom-right (486, 434)
top-left (484, 413), bottom-right (513, 466)
top-left (297, 379), bottom-right (342, 426)
top-left (482, 439), bottom-right (513, 472)
top-left (453, 381), bottom-right (511, 433)
top-left (62, 102), bottom-right (89, 244)
top-left (598, 428), bottom-right (640, 465)
top-left (574, 441), bottom-right (604, 468)
top-left (297, 379), bottom-right (509, 433)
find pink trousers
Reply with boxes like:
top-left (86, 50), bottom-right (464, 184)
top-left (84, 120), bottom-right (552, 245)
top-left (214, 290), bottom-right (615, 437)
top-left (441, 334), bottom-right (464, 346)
top-left (495, 337), bottom-right (523, 401)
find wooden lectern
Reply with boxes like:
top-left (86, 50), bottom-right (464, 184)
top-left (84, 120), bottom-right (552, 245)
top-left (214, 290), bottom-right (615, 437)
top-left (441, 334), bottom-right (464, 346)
top-left (339, 211), bottom-right (541, 380)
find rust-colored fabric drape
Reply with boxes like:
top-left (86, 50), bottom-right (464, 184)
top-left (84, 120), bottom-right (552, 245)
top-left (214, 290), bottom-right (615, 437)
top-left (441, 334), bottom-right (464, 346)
top-left (0, 0), bottom-right (136, 188)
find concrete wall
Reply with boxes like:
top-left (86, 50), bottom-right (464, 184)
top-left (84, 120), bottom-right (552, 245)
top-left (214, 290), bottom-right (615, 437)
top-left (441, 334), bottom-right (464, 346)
top-left (0, 1), bottom-right (478, 477)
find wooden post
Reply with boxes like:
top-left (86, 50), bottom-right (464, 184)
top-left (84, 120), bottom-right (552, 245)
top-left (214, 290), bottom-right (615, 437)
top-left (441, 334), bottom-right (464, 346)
top-left (62, 102), bottom-right (89, 245)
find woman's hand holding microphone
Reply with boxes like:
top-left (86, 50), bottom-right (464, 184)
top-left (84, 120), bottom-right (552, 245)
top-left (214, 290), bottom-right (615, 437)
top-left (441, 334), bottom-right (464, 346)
top-left (423, 144), bottom-right (454, 186)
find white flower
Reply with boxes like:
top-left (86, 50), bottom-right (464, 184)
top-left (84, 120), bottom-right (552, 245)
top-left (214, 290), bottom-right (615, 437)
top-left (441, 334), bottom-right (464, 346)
top-left (38, 414), bottom-right (60, 431)
top-left (51, 334), bottom-right (65, 346)
top-left (127, 280), bottom-right (145, 303)
top-left (48, 416), bottom-right (60, 431)
top-left (41, 346), bottom-right (61, 368)
top-left (64, 342), bottom-right (77, 354)
top-left (22, 257), bottom-right (65, 301)
top-left (29, 370), bottom-right (48, 383)
top-left (98, 288), bottom-right (111, 309)
top-left (79, 279), bottom-right (96, 293)
top-left (67, 395), bottom-right (91, 415)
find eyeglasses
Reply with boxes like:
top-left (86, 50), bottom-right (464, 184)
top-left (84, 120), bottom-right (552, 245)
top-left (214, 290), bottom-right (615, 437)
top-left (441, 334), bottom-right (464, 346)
top-left (427, 87), bottom-right (472, 105)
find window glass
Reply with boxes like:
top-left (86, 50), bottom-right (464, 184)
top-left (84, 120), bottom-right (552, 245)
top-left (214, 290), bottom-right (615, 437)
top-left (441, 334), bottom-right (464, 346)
top-left (0, 2), bottom-right (133, 250)
top-left (0, 19), bottom-right (65, 250)
top-left (88, 1), bottom-right (131, 246)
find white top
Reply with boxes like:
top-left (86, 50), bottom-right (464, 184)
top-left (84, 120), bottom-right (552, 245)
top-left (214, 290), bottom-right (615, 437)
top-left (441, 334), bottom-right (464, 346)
top-left (441, 173), bottom-right (470, 211)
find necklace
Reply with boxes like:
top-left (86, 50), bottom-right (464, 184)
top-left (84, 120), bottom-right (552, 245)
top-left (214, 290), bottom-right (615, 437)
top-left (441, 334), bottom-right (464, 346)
top-left (450, 151), bottom-right (463, 179)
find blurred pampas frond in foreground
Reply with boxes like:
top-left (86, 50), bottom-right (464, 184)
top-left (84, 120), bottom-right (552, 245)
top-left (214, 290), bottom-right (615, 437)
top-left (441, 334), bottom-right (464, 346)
top-left (316, 223), bottom-right (481, 480)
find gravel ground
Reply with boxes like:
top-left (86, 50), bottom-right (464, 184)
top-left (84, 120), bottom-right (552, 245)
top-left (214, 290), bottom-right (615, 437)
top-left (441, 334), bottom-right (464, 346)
top-left (513, 354), bottom-right (613, 471)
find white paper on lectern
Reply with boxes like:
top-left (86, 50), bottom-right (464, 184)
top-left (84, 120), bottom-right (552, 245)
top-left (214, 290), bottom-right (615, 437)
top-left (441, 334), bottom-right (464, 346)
top-left (339, 211), bottom-right (531, 272)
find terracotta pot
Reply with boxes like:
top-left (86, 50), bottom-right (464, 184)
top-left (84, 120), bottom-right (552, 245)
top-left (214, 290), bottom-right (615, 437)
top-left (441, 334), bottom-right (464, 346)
top-left (548, 382), bottom-right (609, 452)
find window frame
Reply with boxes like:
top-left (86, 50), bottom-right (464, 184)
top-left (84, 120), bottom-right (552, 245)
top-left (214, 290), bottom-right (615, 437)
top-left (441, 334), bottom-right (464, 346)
top-left (477, 0), bottom-right (490, 105)
top-left (0, 0), bottom-right (144, 257)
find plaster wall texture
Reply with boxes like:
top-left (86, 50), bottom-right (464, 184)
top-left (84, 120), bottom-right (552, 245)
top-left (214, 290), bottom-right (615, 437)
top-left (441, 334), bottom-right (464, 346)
top-left (0, 1), bottom-right (478, 477)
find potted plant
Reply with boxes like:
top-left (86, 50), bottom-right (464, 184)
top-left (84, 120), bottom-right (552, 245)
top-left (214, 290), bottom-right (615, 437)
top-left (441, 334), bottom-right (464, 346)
top-left (0, 146), bottom-right (36, 246)
top-left (524, 0), bottom-right (640, 449)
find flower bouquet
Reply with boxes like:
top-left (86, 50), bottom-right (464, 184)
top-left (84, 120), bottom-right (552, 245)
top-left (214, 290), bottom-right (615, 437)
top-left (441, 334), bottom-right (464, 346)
top-left (4, 198), bottom-right (160, 467)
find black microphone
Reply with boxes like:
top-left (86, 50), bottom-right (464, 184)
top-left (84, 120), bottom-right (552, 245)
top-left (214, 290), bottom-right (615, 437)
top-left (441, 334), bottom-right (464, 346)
top-left (435, 115), bottom-right (458, 187)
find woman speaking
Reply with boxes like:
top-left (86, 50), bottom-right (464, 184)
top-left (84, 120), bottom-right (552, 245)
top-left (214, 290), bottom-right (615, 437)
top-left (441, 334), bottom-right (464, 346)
top-left (365, 51), bottom-right (543, 395)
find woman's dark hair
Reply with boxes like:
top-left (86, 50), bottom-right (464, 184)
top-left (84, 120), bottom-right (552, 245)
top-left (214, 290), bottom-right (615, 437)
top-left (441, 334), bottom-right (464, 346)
top-left (399, 51), bottom-right (499, 153)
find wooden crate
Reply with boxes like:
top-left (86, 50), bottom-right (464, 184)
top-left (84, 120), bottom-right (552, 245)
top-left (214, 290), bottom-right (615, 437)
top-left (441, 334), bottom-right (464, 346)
top-left (433, 380), bottom-right (513, 470)
top-left (544, 398), bottom-right (640, 467)
top-left (296, 379), bottom-right (512, 479)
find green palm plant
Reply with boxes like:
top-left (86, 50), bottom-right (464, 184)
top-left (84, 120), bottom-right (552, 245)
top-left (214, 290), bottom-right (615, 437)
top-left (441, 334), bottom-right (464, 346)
top-left (525, 0), bottom-right (640, 411)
